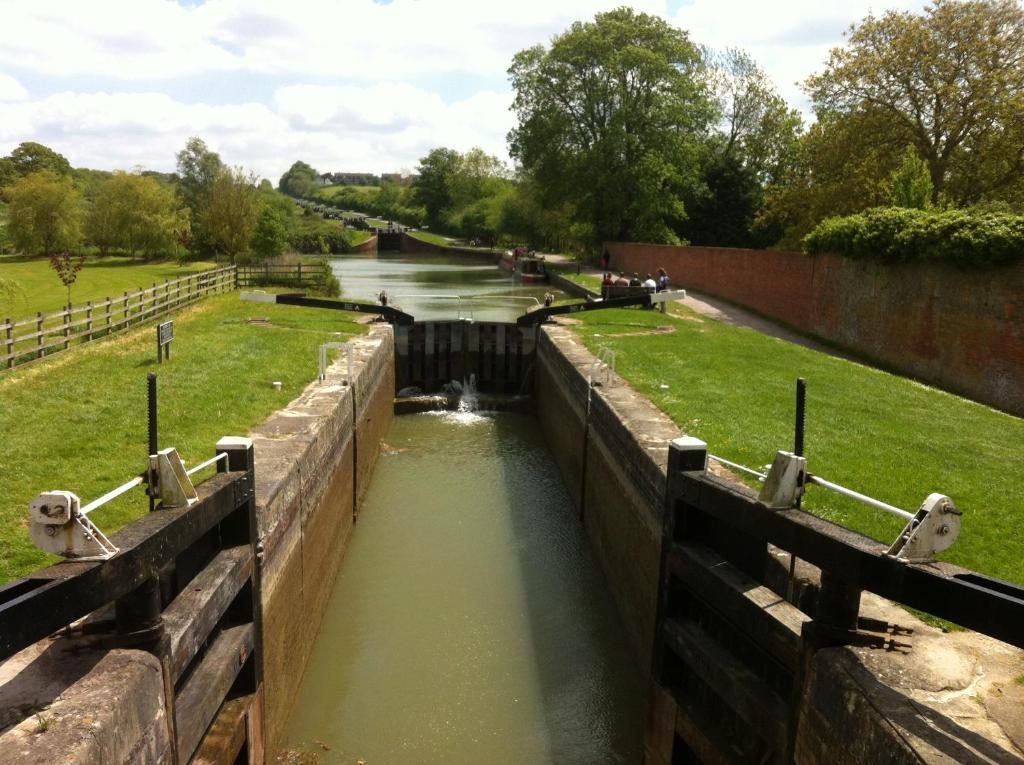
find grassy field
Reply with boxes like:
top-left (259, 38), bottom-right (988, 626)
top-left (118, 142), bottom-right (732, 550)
top-left (572, 306), bottom-right (1024, 586)
top-left (547, 264), bottom-right (602, 293)
top-left (0, 255), bottom-right (217, 318)
top-left (406, 229), bottom-right (454, 246)
top-left (0, 292), bottom-right (366, 583)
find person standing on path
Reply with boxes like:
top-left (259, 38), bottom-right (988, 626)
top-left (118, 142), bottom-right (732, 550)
top-left (657, 267), bottom-right (669, 292)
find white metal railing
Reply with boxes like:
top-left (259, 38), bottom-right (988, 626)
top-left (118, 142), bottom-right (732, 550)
top-left (392, 294), bottom-right (469, 320)
top-left (319, 342), bottom-right (353, 383)
top-left (708, 452), bottom-right (916, 522)
top-left (185, 452), bottom-right (228, 477)
top-left (589, 346), bottom-right (617, 388)
top-left (376, 293), bottom-right (544, 321)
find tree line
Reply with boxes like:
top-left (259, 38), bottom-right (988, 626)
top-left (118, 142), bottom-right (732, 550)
top-left (0, 138), bottom-right (363, 265)
top-left (6, 0), bottom-right (1022, 263)
top-left (281, 0), bottom-right (1024, 259)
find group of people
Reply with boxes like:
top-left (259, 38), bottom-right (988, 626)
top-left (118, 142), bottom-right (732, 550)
top-left (601, 267), bottom-right (670, 292)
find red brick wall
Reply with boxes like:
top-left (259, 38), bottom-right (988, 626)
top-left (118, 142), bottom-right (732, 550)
top-left (351, 235), bottom-right (377, 253)
top-left (606, 241), bottom-right (1024, 417)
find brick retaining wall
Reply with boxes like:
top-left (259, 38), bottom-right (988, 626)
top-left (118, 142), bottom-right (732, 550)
top-left (606, 242), bottom-right (1024, 416)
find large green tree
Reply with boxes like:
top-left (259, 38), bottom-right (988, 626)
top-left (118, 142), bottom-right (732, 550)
top-left (0, 142), bottom-right (73, 197)
top-left (680, 48), bottom-right (801, 247)
top-left (250, 187), bottom-right (295, 261)
top-left (679, 153), bottom-right (772, 248)
top-left (805, 0), bottom-right (1024, 207)
top-left (199, 167), bottom-right (260, 263)
top-left (706, 48), bottom-right (802, 186)
top-left (508, 7), bottom-right (714, 247)
top-left (7, 142), bottom-right (72, 178)
top-left (87, 171), bottom-right (187, 258)
top-left (175, 137), bottom-right (224, 254)
top-left (412, 147), bottom-right (461, 228)
top-left (760, 111), bottom-right (903, 248)
top-left (278, 161), bottom-right (319, 198)
top-left (5, 171), bottom-right (83, 255)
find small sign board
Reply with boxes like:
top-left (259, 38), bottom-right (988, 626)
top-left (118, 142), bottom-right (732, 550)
top-left (157, 321), bottom-right (174, 363)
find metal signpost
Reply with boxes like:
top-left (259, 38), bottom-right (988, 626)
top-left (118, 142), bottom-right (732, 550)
top-left (157, 320), bottom-right (174, 363)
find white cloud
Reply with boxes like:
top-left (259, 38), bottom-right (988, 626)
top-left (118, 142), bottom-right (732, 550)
top-left (0, 73), bottom-right (27, 102)
top-left (671, 0), bottom-right (929, 114)
top-left (0, 0), bottom-right (936, 175)
top-left (0, 0), bottom-right (665, 82)
top-left (0, 1), bottom-right (240, 80)
top-left (0, 85), bottom-right (514, 181)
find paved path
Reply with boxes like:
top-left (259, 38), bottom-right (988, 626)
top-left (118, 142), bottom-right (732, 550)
top-left (543, 253), bottom-right (858, 363)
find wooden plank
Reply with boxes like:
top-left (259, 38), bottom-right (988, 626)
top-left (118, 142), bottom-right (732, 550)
top-left (424, 322), bottom-right (436, 390)
top-left (175, 623), bottom-right (254, 762)
top-left (436, 322), bottom-right (449, 383)
top-left (247, 685), bottom-right (264, 765)
top-left (0, 473), bottom-right (244, 659)
top-left (190, 693), bottom-right (252, 765)
top-left (673, 692), bottom-right (760, 765)
top-left (164, 545), bottom-right (253, 681)
top-left (669, 542), bottom-right (808, 670)
top-left (662, 618), bottom-right (790, 756)
top-left (495, 324), bottom-right (506, 388)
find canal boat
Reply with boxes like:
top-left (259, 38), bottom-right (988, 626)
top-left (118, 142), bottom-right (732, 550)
top-left (498, 248), bottom-right (548, 284)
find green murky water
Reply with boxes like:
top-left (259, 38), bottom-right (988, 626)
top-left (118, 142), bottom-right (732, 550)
top-left (283, 411), bottom-right (644, 764)
top-left (330, 253), bottom-right (565, 322)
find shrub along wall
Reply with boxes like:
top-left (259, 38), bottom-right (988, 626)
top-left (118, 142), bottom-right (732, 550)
top-left (804, 207), bottom-right (1024, 268)
top-left (605, 242), bottom-right (1024, 417)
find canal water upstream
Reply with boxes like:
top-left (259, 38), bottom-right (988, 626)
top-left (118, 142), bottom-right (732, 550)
top-left (330, 252), bottom-right (566, 322)
top-left (283, 411), bottom-right (644, 763)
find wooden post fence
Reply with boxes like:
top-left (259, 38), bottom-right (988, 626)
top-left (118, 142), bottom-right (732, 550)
top-left (0, 266), bottom-right (237, 372)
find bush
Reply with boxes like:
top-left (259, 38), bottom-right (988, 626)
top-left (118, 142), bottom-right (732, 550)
top-left (287, 227), bottom-right (354, 255)
top-left (803, 207), bottom-right (1024, 268)
top-left (244, 256), bottom-right (339, 297)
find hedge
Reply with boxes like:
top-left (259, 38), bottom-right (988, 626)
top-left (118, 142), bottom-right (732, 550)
top-left (803, 207), bottom-right (1024, 268)
top-left (288, 229), bottom-right (354, 255)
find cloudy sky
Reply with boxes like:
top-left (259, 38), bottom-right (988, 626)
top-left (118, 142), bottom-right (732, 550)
top-left (0, 0), bottom-right (927, 182)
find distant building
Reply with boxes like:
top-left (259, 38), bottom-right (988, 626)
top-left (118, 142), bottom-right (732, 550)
top-left (317, 171), bottom-right (420, 188)
top-left (381, 172), bottom-right (418, 187)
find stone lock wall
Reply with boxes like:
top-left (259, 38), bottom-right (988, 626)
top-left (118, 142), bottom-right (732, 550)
top-left (606, 241), bottom-right (1024, 417)
top-left (0, 325), bottom-right (396, 763)
top-left (533, 321), bottom-right (1024, 764)
top-left (535, 324), bottom-right (682, 668)
top-left (252, 324), bottom-right (394, 751)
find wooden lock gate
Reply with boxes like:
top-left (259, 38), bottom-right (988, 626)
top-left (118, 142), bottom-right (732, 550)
top-left (0, 439), bottom-right (265, 765)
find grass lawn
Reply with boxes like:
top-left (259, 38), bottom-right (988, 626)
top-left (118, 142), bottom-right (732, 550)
top-left (572, 306), bottom-right (1024, 586)
top-left (547, 264), bottom-right (602, 293)
top-left (406, 229), bottom-right (454, 246)
top-left (0, 255), bottom-right (217, 319)
top-left (0, 292), bottom-right (366, 583)
top-left (405, 229), bottom-right (498, 252)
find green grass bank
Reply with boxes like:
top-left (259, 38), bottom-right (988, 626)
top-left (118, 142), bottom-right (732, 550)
top-left (572, 306), bottom-right (1024, 585)
top-left (0, 255), bottom-right (217, 318)
top-left (0, 292), bottom-right (366, 583)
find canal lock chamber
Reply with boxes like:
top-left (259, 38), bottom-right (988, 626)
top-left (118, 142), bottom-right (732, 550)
top-left (274, 313), bottom-right (650, 764)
